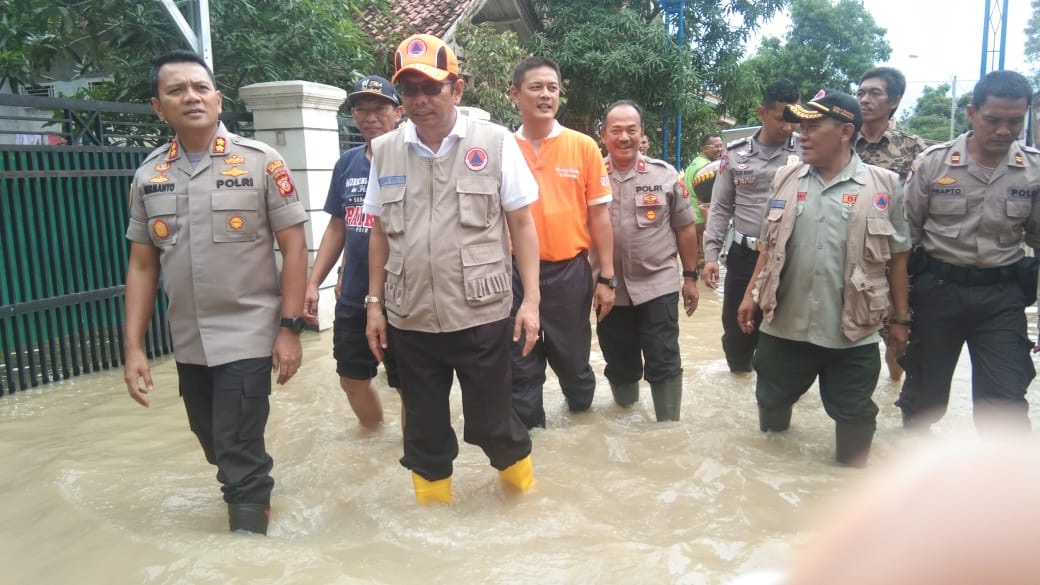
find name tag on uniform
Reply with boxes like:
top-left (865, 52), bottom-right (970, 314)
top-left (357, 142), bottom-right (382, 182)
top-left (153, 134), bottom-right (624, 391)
top-left (379, 175), bottom-right (406, 186)
top-left (1008, 187), bottom-right (1037, 198)
top-left (769, 200), bottom-right (786, 209)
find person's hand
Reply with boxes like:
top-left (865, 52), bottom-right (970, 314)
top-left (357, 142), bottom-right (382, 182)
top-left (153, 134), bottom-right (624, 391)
top-left (737, 297), bottom-right (758, 334)
top-left (594, 284), bottom-right (615, 322)
top-left (334, 274), bottom-right (342, 299)
top-left (366, 307), bottom-right (388, 362)
top-left (682, 278), bottom-right (699, 316)
top-left (513, 299), bottom-right (540, 357)
top-left (271, 329), bottom-right (302, 385)
top-left (303, 282), bottom-right (320, 324)
top-left (702, 261), bottom-right (720, 290)
top-left (123, 347), bottom-right (153, 407)
top-left (888, 322), bottom-right (909, 355)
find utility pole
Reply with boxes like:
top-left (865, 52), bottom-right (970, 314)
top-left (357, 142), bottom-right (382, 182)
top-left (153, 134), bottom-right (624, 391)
top-left (660, 0), bottom-right (684, 168)
top-left (158, 0), bottom-right (214, 70)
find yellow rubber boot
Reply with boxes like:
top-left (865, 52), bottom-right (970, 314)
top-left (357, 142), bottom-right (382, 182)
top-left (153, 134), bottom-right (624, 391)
top-left (499, 455), bottom-right (535, 492)
top-left (411, 472), bottom-right (452, 504)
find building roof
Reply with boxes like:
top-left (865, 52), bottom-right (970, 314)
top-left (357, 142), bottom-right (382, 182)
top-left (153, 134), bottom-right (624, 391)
top-left (363, 0), bottom-right (538, 47)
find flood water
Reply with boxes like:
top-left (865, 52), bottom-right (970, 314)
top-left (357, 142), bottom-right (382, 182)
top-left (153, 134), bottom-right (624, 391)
top-left (2, 287), bottom-right (1038, 585)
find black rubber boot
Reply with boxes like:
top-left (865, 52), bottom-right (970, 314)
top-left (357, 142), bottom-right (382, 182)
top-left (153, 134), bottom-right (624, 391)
top-left (650, 373), bottom-right (683, 422)
top-left (228, 503), bottom-right (270, 535)
top-left (758, 405), bottom-right (792, 432)
top-left (609, 381), bottom-right (640, 408)
top-left (835, 421), bottom-right (876, 468)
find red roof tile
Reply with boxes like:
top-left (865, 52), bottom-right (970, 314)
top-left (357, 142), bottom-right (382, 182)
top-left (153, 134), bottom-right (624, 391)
top-left (363, 0), bottom-right (480, 46)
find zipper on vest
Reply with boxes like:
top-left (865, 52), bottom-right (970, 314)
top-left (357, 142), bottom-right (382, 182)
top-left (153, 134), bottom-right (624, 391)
top-left (427, 157), bottom-right (442, 329)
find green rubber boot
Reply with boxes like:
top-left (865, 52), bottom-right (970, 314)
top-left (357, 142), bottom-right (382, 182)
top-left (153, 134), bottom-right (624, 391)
top-left (758, 405), bottom-right (793, 432)
top-left (610, 381), bottom-right (640, 408)
top-left (650, 373), bottom-right (683, 422)
top-left (835, 421), bottom-right (876, 468)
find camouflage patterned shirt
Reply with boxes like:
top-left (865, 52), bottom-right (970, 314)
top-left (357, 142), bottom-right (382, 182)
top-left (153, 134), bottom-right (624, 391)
top-left (854, 127), bottom-right (928, 182)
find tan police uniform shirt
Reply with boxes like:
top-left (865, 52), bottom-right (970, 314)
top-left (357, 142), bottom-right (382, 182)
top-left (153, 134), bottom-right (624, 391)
top-left (905, 132), bottom-right (1040, 269)
top-left (703, 132), bottom-right (801, 262)
top-left (126, 123), bottom-right (308, 366)
top-left (602, 155), bottom-right (697, 306)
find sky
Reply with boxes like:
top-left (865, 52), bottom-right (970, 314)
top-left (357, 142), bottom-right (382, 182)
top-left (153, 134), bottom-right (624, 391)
top-left (749, 0), bottom-right (1033, 115)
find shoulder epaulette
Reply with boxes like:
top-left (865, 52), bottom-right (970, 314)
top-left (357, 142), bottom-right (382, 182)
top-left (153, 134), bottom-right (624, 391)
top-left (920, 138), bottom-right (956, 157)
top-left (725, 136), bottom-right (750, 150)
top-left (1019, 143), bottom-right (1040, 155)
top-left (142, 142), bottom-right (171, 164)
top-left (230, 135), bottom-right (274, 153)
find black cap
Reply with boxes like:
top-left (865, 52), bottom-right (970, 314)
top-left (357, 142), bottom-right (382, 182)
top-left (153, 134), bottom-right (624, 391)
top-left (783, 89), bottom-right (862, 132)
top-left (347, 75), bottom-right (399, 107)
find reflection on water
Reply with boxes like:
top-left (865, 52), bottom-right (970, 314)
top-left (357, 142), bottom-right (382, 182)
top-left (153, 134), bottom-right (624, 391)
top-left (1, 291), bottom-right (1037, 585)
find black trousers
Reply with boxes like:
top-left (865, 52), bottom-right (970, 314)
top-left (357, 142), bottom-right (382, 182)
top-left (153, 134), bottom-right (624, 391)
top-left (753, 333), bottom-right (880, 424)
top-left (390, 320), bottom-right (532, 482)
top-left (721, 242), bottom-right (762, 372)
top-left (596, 292), bottom-right (682, 385)
top-left (177, 357), bottom-right (274, 506)
top-left (897, 273), bottom-right (1034, 431)
top-left (510, 254), bottom-right (596, 428)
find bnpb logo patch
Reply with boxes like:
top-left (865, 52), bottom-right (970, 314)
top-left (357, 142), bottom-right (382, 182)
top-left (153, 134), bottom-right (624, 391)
top-left (465, 148), bottom-right (488, 171)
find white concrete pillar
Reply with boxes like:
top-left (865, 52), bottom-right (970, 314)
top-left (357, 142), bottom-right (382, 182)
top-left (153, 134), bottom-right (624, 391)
top-left (240, 80), bottom-right (346, 330)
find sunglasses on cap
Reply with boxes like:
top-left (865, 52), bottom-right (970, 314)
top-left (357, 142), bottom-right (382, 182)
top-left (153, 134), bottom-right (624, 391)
top-left (396, 80), bottom-right (453, 97)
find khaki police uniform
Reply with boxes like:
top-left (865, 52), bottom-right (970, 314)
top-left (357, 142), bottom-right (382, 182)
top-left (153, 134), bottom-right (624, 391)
top-left (897, 133), bottom-right (1040, 431)
top-left (596, 154), bottom-right (696, 415)
top-left (364, 113), bottom-right (534, 482)
top-left (705, 132), bottom-right (800, 371)
top-left (125, 122), bottom-right (307, 506)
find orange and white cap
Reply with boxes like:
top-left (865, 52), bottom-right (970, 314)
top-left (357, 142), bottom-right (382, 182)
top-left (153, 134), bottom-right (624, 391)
top-left (391, 34), bottom-right (460, 83)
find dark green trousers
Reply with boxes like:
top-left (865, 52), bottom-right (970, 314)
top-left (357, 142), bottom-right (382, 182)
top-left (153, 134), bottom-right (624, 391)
top-left (753, 332), bottom-right (880, 424)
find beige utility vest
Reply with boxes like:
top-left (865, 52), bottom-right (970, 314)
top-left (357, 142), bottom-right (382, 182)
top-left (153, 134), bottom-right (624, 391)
top-left (371, 118), bottom-right (512, 333)
top-left (754, 162), bottom-right (900, 342)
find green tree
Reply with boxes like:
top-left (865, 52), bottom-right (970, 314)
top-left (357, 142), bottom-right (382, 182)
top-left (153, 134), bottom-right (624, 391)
top-left (899, 84), bottom-right (971, 143)
top-left (736, 0), bottom-right (891, 123)
top-left (1026, 0), bottom-right (1040, 88)
top-left (455, 21), bottom-right (527, 128)
top-left (527, 0), bottom-right (786, 162)
top-left (0, 0), bottom-right (379, 108)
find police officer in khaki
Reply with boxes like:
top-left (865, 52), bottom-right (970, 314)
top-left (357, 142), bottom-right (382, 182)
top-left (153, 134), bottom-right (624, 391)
top-left (363, 34), bottom-right (540, 504)
top-left (701, 78), bottom-right (801, 373)
top-left (596, 100), bottom-right (700, 422)
top-left (123, 50), bottom-right (308, 535)
top-left (737, 90), bottom-right (911, 467)
top-left (898, 70), bottom-right (1040, 432)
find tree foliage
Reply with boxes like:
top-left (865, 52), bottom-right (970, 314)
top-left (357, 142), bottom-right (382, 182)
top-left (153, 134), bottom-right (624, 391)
top-left (899, 84), bottom-right (971, 143)
top-left (527, 0), bottom-right (786, 162)
top-left (1026, 0), bottom-right (1040, 88)
top-left (455, 21), bottom-right (527, 128)
top-left (734, 0), bottom-right (891, 124)
top-left (0, 0), bottom-right (379, 108)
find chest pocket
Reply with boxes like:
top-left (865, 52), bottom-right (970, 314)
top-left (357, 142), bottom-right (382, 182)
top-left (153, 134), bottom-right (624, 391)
top-left (635, 192), bottom-right (665, 228)
top-left (211, 191), bottom-right (259, 243)
top-left (458, 177), bottom-right (500, 229)
top-left (999, 198), bottom-right (1032, 245)
top-left (380, 186), bottom-right (406, 235)
top-left (864, 216), bottom-right (895, 262)
top-left (925, 195), bottom-right (965, 238)
top-left (143, 195), bottom-right (179, 248)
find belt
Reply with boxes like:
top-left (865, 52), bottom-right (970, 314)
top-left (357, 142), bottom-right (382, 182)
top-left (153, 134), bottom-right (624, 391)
top-left (733, 231), bottom-right (761, 252)
top-left (923, 254), bottom-right (1018, 286)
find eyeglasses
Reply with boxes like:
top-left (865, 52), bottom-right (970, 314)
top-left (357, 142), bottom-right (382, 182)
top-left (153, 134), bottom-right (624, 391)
top-left (397, 80), bottom-right (453, 97)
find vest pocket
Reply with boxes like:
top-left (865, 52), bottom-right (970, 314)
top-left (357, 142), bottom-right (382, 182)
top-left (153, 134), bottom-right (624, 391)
top-left (458, 177), bottom-right (499, 228)
top-left (383, 253), bottom-right (408, 316)
top-left (380, 186), bottom-right (406, 235)
top-left (461, 242), bottom-right (510, 305)
top-left (849, 266), bottom-right (889, 327)
top-left (864, 217), bottom-right (895, 262)
top-left (211, 190), bottom-right (259, 243)
top-left (143, 195), bottom-right (179, 247)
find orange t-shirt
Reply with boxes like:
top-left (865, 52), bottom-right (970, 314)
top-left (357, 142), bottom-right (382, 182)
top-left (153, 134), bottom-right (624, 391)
top-left (515, 123), bottom-right (612, 262)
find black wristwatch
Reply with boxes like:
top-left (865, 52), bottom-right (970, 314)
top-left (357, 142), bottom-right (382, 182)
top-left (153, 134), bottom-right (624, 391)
top-left (280, 316), bottom-right (306, 333)
top-left (596, 274), bottom-right (618, 289)
top-left (682, 270), bottom-right (699, 281)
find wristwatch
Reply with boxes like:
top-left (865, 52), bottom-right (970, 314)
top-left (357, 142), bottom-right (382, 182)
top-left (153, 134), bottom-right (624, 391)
top-left (596, 275), bottom-right (618, 289)
top-left (682, 270), bottom-right (699, 281)
top-left (280, 316), bottom-right (305, 333)
top-left (363, 295), bottom-right (383, 307)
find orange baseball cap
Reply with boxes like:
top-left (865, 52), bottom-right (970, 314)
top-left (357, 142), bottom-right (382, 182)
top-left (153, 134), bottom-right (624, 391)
top-left (391, 34), bottom-right (460, 83)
